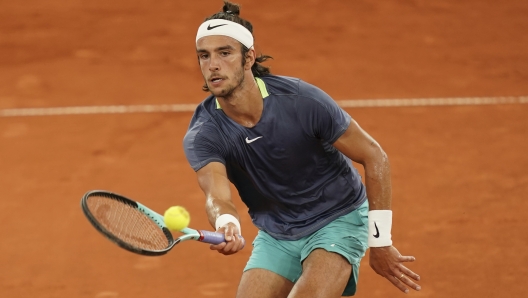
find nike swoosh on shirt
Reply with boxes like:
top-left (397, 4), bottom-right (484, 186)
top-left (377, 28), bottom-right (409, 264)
top-left (245, 136), bottom-right (263, 144)
top-left (207, 24), bottom-right (228, 30)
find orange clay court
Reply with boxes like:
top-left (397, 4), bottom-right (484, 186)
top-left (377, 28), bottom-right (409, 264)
top-left (1, 1), bottom-right (527, 297)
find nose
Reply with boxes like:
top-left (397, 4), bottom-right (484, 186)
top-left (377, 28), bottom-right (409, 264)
top-left (208, 55), bottom-right (220, 72)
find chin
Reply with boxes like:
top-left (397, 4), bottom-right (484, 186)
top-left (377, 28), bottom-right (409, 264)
top-left (211, 88), bottom-right (233, 98)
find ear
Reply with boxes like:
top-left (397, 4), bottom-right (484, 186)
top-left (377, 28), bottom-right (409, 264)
top-left (244, 47), bottom-right (256, 70)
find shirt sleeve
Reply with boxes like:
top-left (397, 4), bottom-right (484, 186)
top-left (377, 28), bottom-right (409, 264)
top-left (297, 80), bottom-right (351, 143)
top-left (183, 118), bottom-right (226, 172)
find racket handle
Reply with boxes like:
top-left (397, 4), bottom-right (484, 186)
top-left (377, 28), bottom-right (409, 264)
top-left (199, 230), bottom-right (246, 248)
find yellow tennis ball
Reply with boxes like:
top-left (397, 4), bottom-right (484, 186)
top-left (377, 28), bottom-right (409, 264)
top-left (163, 206), bottom-right (190, 231)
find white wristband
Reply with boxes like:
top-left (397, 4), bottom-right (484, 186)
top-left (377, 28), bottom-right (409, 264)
top-left (215, 214), bottom-right (242, 235)
top-left (368, 210), bottom-right (393, 247)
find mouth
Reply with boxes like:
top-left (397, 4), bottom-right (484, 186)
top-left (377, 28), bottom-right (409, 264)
top-left (209, 75), bottom-right (225, 84)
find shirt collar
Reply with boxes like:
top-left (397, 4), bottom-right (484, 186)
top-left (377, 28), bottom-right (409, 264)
top-left (215, 77), bottom-right (269, 109)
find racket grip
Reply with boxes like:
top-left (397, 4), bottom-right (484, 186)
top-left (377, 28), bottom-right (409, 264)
top-left (199, 230), bottom-right (246, 248)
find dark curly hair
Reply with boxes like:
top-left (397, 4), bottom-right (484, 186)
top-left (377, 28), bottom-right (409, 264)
top-left (200, 1), bottom-right (273, 92)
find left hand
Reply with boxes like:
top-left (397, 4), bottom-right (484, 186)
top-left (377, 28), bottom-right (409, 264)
top-left (369, 245), bottom-right (421, 293)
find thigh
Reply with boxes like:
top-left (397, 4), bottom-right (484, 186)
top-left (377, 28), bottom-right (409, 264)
top-left (294, 200), bottom-right (369, 297)
top-left (238, 231), bottom-right (300, 298)
top-left (289, 249), bottom-right (351, 298)
top-left (237, 269), bottom-right (293, 298)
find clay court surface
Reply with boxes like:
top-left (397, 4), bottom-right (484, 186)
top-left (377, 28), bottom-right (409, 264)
top-left (1, 0), bottom-right (527, 297)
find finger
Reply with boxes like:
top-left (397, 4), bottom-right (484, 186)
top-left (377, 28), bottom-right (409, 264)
top-left (210, 242), bottom-right (226, 251)
top-left (223, 225), bottom-right (236, 241)
top-left (222, 242), bottom-right (240, 255)
top-left (398, 264), bottom-right (421, 281)
top-left (238, 235), bottom-right (246, 250)
top-left (386, 274), bottom-right (410, 294)
top-left (218, 234), bottom-right (239, 253)
top-left (227, 234), bottom-right (244, 253)
top-left (398, 255), bottom-right (416, 262)
top-left (223, 237), bottom-right (237, 253)
top-left (234, 235), bottom-right (245, 251)
top-left (397, 272), bottom-right (421, 291)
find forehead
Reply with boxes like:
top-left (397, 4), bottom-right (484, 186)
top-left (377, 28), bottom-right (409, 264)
top-left (196, 35), bottom-right (242, 51)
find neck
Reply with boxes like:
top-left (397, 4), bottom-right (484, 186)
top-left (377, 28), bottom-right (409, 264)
top-left (217, 76), bottom-right (263, 128)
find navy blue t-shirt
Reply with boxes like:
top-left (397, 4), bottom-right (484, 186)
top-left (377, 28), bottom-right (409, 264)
top-left (183, 75), bottom-right (366, 240)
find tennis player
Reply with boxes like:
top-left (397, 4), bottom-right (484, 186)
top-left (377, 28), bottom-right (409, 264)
top-left (183, 1), bottom-right (421, 297)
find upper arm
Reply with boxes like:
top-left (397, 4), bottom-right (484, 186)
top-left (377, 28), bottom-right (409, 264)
top-left (296, 80), bottom-right (351, 143)
top-left (332, 118), bottom-right (387, 166)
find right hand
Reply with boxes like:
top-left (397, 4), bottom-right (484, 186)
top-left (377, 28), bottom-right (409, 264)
top-left (210, 222), bottom-right (245, 255)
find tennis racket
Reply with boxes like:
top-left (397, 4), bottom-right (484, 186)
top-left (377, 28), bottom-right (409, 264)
top-left (81, 190), bottom-right (244, 256)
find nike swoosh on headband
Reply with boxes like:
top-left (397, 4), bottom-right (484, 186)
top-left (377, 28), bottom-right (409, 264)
top-left (207, 24), bottom-right (228, 30)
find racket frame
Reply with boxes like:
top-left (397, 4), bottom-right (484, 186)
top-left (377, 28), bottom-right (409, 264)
top-left (81, 190), bottom-right (228, 256)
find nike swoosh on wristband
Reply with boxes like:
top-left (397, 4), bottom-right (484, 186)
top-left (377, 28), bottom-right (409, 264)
top-left (207, 24), bottom-right (228, 30)
top-left (245, 136), bottom-right (263, 144)
top-left (373, 222), bottom-right (380, 238)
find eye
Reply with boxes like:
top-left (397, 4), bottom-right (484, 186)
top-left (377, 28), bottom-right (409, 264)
top-left (199, 53), bottom-right (209, 59)
top-left (220, 51), bottom-right (230, 57)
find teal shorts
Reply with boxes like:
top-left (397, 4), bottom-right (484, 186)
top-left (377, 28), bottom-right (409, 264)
top-left (244, 200), bottom-right (369, 296)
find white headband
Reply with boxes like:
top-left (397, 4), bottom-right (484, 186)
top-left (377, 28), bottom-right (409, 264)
top-left (196, 19), bottom-right (254, 49)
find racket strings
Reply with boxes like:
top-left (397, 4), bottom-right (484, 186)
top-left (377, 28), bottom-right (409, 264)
top-left (87, 195), bottom-right (169, 250)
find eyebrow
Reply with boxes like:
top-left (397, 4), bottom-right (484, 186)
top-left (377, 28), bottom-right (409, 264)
top-left (196, 45), bottom-right (236, 53)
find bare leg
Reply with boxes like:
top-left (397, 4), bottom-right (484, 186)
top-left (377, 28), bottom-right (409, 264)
top-left (288, 249), bottom-right (352, 298)
top-left (236, 268), bottom-right (294, 298)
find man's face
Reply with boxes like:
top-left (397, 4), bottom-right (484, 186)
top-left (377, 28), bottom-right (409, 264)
top-left (196, 35), bottom-right (246, 98)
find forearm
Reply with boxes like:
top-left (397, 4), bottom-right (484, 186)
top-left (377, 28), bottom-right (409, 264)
top-left (363, 149), bottom-right (392, 210)
top-left (195, 163), bottom-right (245, 253)
top-left (196, 162), bottom-right (241, 230)
top-left (205, 194), bottom-right (240, 228)
top-left (361, 147), bottom-right (394, 247)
